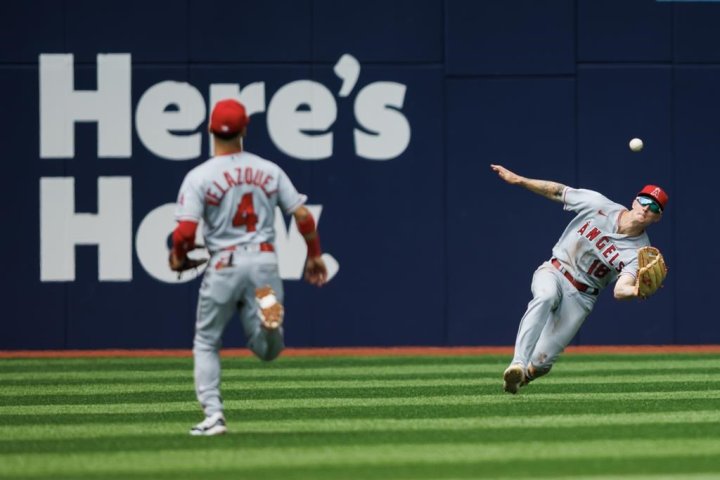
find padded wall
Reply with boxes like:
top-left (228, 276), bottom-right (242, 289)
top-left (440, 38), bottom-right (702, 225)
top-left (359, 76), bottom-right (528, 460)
top-left (3, 0), bottom-right (720, 348)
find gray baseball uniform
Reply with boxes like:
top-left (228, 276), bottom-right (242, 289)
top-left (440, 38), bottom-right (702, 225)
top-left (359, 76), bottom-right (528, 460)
top-left (175, 150), bottom-right (307, 417)
top-left (511, 187), bottom-right (650, 375)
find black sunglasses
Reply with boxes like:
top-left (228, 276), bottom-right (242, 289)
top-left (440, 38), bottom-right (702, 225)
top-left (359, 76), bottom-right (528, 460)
top-left (636, 196), bottom-right (662, 214)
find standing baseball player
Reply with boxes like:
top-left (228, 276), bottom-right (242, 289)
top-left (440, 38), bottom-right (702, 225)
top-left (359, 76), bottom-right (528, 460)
top-left (490, 164), bottom-right (668, 394)
top-left (170, 99), bottom-right (327, 435)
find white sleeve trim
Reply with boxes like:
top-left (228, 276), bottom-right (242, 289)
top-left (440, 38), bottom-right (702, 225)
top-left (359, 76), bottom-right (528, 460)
top-left (562, 186), bottom-right (571, 211)
top-left (284, 194), bottom-right (308, 215)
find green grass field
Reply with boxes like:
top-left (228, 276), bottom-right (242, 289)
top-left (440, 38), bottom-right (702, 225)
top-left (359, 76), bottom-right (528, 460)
top-left (1, 353), bottom-right (720, 480)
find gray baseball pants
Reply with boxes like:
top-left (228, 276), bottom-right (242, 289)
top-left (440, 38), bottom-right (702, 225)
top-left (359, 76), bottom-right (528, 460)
top-left (511, 261), bottom-right (596, 378)
top-left (193, 249), bottom-right (285, 417)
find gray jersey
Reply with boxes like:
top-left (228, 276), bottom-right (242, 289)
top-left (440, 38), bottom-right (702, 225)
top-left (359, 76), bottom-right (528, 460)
top-left (551, 187), bottom-right (650, 292)
top-left (175, 151), bottom-right (307, 252)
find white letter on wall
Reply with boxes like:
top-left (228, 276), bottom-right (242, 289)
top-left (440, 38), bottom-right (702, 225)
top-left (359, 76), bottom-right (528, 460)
top-left (267, 80), bottom-right (336, 160)
top-left (40, 54), bottom-right (131, 159)
top-left (40, 177), bottom-right (132, 281)
top-left (135, 81), bottom-right (206, 160)
top-left (354, 82), bottom-right (411, 160)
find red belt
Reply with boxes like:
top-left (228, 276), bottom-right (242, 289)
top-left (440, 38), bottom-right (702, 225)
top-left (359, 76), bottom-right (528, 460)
top-left (551, 258), bottom-right (599, 295)
top-left (219, 242), bottom-right (274, 254)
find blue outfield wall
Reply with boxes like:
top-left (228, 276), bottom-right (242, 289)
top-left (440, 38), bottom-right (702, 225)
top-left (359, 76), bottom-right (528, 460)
top-left (2, 0), bottom-right (719, 349)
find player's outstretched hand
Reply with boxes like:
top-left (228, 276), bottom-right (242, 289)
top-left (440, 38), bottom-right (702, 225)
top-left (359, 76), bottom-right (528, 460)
top-left (304, 256), bottom-right (328, 287)
top-left (490, 164), bottom-right (522, 185)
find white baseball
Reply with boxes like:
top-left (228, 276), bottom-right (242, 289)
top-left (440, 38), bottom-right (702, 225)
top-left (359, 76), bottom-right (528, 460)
top-left (629, 138), bottom-right (644, 152)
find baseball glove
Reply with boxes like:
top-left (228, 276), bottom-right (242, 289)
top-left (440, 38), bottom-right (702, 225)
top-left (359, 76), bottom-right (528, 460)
top-left (169, 247), bottom-right (208, 279)
top-left (635, 246), bottom-right (668, 298)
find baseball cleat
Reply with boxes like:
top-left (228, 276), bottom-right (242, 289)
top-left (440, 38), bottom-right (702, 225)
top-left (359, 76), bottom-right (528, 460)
top-left (503, 365), bottom-right (525, 394)
top-left (189, 412), bottom-right (227, 436)
top-left (256, 286), bottom-right (284, 330)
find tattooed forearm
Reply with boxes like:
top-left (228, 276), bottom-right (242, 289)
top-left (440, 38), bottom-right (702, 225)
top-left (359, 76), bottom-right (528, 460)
top-left (545, 181), bottom-right (565, 199)
top-left (519, 179), bottom-right (567, 202)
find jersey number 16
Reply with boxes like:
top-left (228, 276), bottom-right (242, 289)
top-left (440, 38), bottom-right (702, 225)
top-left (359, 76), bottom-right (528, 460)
top-left (587, 259), bottom-right (610, 278)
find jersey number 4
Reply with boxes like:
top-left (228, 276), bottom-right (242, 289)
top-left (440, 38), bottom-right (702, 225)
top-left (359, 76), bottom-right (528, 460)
top-left (232, 193), bottom-right (258, 232)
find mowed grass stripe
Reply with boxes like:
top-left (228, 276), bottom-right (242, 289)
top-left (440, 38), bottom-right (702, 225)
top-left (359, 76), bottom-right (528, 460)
top-left (6, 365), bottom-right (720, 387)
top-left (3, 389), bottom-right (720, 415)
top-left (2, 396), bottom-right (720, 426)
top-left (1, 439), bottom-right (719, 477)
top-left (2, 409), bottom-right (719, 441)
top-left (3, 457), bottom-right (720, 480)
top-left (3, 373), bottom-right (720, 398)
top-left (0, 380), bottom-right (720, 413)
top-left (4, 456), bottom-right (719, 480)
top-left (2, 422), bottom-right (720, 455)
top-left (1, 353), bottom-right (719, 373)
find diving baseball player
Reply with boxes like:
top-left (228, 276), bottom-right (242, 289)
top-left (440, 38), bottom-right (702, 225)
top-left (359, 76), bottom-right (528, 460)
top-left (490, 164), bottom-right (668, 394)
top-left (170, 99), bottom-right (327, 435)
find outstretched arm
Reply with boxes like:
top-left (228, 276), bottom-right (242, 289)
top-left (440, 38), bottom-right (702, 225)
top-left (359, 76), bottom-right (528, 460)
top-left (490, 164), bottom-right (566, 203)
top-left (293, 206), bottom-right (327, 287)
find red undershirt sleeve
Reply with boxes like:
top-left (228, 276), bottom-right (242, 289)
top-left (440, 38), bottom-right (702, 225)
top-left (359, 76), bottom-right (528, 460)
top-left (172, 221), bottom-right (198, 258)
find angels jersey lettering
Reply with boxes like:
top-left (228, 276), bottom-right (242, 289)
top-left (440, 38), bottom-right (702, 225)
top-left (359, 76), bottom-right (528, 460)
top-left (551, 188), bottom-right (650, 292)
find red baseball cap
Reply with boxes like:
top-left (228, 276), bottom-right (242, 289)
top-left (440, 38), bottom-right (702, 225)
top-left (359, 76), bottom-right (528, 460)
top-left (210, 99), bottom-right (249, 136)
top-left (637, 185), bottom-right (669, 212)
